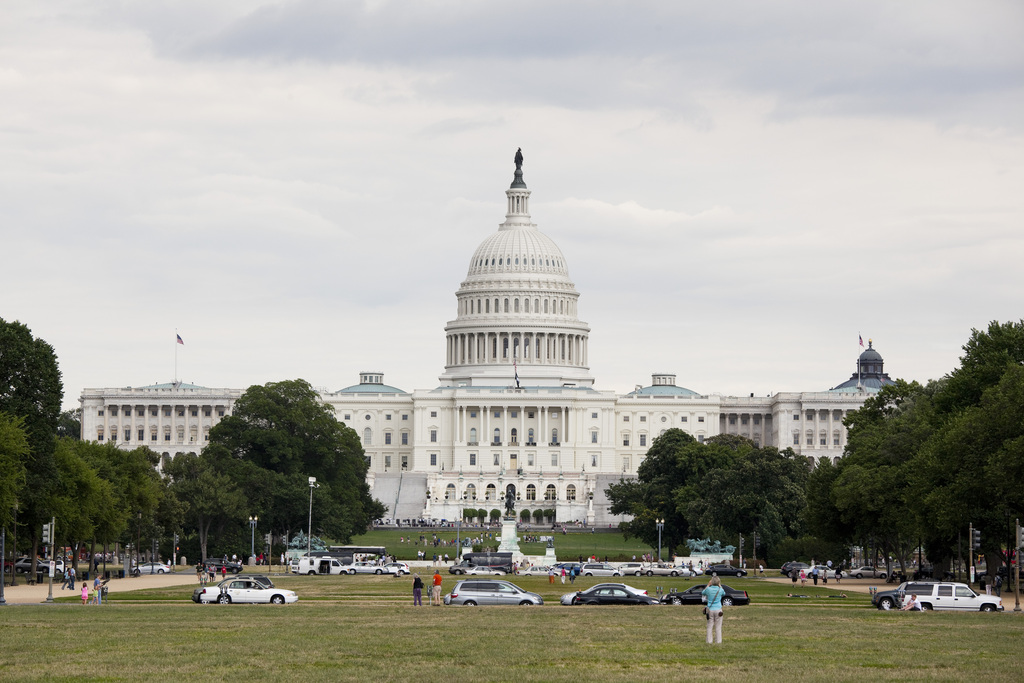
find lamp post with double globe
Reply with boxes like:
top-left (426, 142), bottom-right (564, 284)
top-left (249, 516), bottom-right (258, 562)
top-left (307, 477), bottom-right (318, 557)
top-left (656, 518), bottom-right (665, 563)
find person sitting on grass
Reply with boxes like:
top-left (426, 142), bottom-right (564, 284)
top-left (901, 594), bottom-right (921, 611)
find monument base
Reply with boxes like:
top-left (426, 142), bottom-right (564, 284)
top-left (497, 517), bottom-right (521, 556)
top-left (686, 552), bottom-right (735, 566)
top-left (544, 545), bottom-right (558, 565)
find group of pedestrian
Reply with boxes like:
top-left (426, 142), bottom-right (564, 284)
top-left (79, 576), bottom-right (106, 605)
top-left (410, 571), bottom-right (445, 606)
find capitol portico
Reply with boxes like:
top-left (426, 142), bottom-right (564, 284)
top-left (79, 152), bottom-right (894, 526)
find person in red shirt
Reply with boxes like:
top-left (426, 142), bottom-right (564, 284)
top-left (431, 571), bottom-right (443, 606)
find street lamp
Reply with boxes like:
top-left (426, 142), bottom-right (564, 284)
top-left (456, 493), bottom-right (467, 559)
top-left (307, 477), bottom-right (317, 557)
top-left (656, 518), bottom-right (665, 563)
top-left (249, 516), bottom-right (258, 561)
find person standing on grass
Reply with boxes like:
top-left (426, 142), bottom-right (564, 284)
top-left (431, 570), bottom-right (443, 606)
top-left (412, 573), bottom-right (424, 606)
top-left (800, 569), bottom-right (807, 588)
top-left (702, 575), bottom-right (726, 645)
top-left (561, 567), bottom-right (566, 584)
top-left (94, 575), bottom-right (103, 605)
top-left (81, 582), bottom-right (89, 605)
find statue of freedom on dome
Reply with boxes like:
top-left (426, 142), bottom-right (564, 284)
top-left (514, 147), bottom-right (523, 169)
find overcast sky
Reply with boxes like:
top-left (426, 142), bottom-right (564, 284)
top-left (3, 1), bottom-right (1023, 410)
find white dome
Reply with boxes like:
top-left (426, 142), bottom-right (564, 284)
top-left (467, 229), bottom-right (570, 280)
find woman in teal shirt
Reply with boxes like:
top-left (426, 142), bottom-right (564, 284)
top-left (702, 575), bottom-right (726, 644)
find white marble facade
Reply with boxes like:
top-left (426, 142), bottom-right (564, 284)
top-left (79, 156), bottom-right (893, 524)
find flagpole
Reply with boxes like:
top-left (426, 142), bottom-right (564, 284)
top-left (174, 330), bottom-right (178, 382)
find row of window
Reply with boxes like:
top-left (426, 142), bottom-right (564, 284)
top-left (792, 431), bottom-right (842, 446)
top-left (793, 410), bottom-right (846, 421)
top-left (443, 482), bottom-right (578, 502)
top-left (99, 406), bottom-right (226, 418)
top-left (625, 414), bottom-right (705, 423)
top-left (96, 428), bottom-right (209, 444)
top-left (462, 295), bottom-right (574, 317)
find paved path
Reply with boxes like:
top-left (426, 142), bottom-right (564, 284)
top-left (0, 569), bottom-right (284, 605)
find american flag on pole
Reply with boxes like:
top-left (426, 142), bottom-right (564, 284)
top-left (177, 334), bottom-right (184, 345)
top-left (858, 334), bottom-right (864, 348)
top-left (514, 357), bottom-right (520, 388)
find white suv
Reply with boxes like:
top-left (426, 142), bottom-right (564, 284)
top-left (875, 581), bottom-right (1002, 612)
top-left (581, 563), bottom-right (622, 577)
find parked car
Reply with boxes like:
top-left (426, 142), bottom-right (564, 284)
top-left (561, 583), bottom-right (656, 606)
top-left (581, 563), bottom-right (622, 577)
top-left (660, 583), bottom-right (751, 606)
top-left (519, 565), bottom-right (554, 576)
top-left (192, 577), bottom-right (297, 604)
top-left (347, 561), bottom-right (399, 575)
top-left (137, 561), bottom-right (172, 575)
top-left (443, 579), bottom-right (543, 606)
top-left (14, 558), bottom-right (65, 575)
top-left (872, 581), bottom-right (1002, 612)
top-left (202, 558), bottom-right (243, 574)
top-left (644, 563), bottom-right (695, 577)
top-left (384, 562), bottom-right (411, 575)
top-left (804, 565), bottom-right (839, 580)
top-left (293, 556), bottom-right (348, 575)
top-left (618, 563), bottom-right (646, 576)
top-left (848, 565), bottom-right (888, 580)
top-left (704, 564), bottom-right (747, 577)
top-left (464, 566), bottom-right (506, 576)
top-left (780, 561), bottom-right (810, 577)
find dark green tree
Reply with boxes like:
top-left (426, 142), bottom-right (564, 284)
top-left (206, 379), bottom-right (384, 545)
top-left (606, 429), bottom-right (737, 555)
top-left (0, 319), bottom-right (63, 566)
top-left (0, 413), bottom-right (29, 529)
top-left (56, 409), bottom-right (81, 440)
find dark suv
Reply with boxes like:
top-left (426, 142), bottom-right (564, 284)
top-left (202, 558), bottom-right (243, 574)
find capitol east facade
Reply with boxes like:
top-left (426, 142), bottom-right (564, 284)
top-left (80, 154), bottom-right (893, 526)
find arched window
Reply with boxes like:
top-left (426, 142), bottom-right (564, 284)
top-left (466, 483), bottom-right (477, 500)
top-left (544, 299), bottom-right (548, 313)
top-left (527, 428), bottom-right (535, 444)
top-left (524, 299), bottom-right (530, 313)
top-left (494, 298), bottom-right (499, 313)
top-left (504, 298), bottom-right (509, 313)
top-left (551, 428), bottom-right (558, 444)
top-left (469, 427), bottom-right (477, 443)
top-left (514, 298), bottom-right (519, 312)
top-left (503, 337), bottom-right (508, 358)
top-left (445, 483), bottom-right (455, 500)
top-left (493, 428), bottom-right (501, 444)
top-left (566, 484), bottom-right (576, 501)
top-left (510, 428), bottom-right (518, 444)
top-left (485, 299), bottom-right (490, 313)
top-left (544, 484), bottom-right (557, 501)
top-left (485, 484), bottom-right (496, 500)
top-left (363, 427), bottom-right (372, 445)
top-left (526, 484), bottom-right (536, 501)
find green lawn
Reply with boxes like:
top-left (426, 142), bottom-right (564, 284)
top-left (351, 527), bottom-right (660, 562)
top-left (6, 574), bottom-right (1020, 681)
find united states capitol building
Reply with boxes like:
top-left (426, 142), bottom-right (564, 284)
top-left (80, 153), bottom-right (893, 526)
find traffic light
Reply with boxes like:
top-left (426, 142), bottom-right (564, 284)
top-left (174, 533), bottom-right (179, 552)
top-left (738, 536), bottom-right (745, 554)
top-left (41, 523), bottom-right (51, 545)
top-left (971, 528), bottom-right (981, 551)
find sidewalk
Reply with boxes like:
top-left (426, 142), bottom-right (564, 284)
top-left (1, 571), bottom-right (202, 605)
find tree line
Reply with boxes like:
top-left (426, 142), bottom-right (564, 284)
top-left (609, 321), bottom-right (1024, 576)
top-left (0, 317), bottom-right (384, 574)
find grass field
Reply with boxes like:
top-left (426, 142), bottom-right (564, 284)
top-left (350, 527), bottom-right (662, 562)
top-left (2, 574), bottom-right (1020, 682)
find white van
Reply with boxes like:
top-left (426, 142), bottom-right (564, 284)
top-left (291, 556), bottom-right (349, 575)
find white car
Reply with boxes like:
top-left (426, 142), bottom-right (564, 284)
top-left (464, 566), bottom-right (506, 576)
top-left (618, 563), bottom-right (646, 576)
top-left (643, 563), bottom-right (697, 577)
top-left (581, 563), bottom-right (622, 577)
top-left (519, 565), bottom-right (554, 576)
top-left (384, 562), bottom-right (411, 575)
top-left (137, 561), bottom-right (172, 575)
top-left (347, 562), bottom-right (399, 575)
top-left (193, 577), bottom-right (298, 604)
top-left (805, 565), bottom-right (840, 580)
top-left (848, 565), bottom-right (888, 579)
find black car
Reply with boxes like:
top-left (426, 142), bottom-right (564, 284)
top-left (202, 558), bottom-right (243, 574)
top-left (780, 561), bottom-right (810, 576)
top-left (562, 583), bottom-right (657, 606)
top-left (704, 564), bottom-right (747, 577)
top-left (661, 583), bottom-right (751, 606)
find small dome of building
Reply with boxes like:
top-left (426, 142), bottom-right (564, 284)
top-left (334, 372), bottom-right (407, 394)
top-left (830, 340), bottom-right (894, 393)
top-left (626, 373), bottom-right (701, 397)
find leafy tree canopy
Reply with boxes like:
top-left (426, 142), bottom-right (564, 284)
top-left (206, 379), bottom-right (384, 544)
